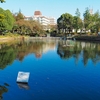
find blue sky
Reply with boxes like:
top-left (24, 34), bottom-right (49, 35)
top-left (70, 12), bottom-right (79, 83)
top-left (0, 0), bottom-right (100, 20)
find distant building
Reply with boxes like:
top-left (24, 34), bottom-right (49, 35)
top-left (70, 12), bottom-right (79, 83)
top-left (49, 17), bottom-right (56, 25)
top-left (34, 11), bottom-right (42, 16)
top-left (24, 10), bottom-right (56, 30)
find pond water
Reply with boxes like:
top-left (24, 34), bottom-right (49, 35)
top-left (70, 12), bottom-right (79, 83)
top-left (0, 38), bottom-right (100, 100)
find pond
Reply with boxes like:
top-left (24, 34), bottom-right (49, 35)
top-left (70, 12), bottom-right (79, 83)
top-left (0, 38), bottom-right (100, 100)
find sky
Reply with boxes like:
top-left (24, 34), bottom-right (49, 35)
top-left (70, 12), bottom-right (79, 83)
top-left (0, 0), bottom-right (100, 21)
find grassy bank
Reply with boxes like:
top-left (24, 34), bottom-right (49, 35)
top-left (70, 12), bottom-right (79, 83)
top-left (0, 33), bottom-right (29, 43)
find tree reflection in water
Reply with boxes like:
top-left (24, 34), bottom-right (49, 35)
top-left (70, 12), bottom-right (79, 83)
top-left (57, 40), bottom-right (100, 66)
top-left (0, 39), bottom-right (56, 69)
top-left (0, 83), bottom-right (9, 99)
top-left (0, 39), bottom-right (100, 69)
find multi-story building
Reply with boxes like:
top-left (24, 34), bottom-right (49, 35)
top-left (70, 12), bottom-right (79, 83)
top-left (49, 17), bottom-right (56, 25)
top-left (33, 11), bottom-right (50, 30)
top-left (24, 10), bottom-right (56, 30)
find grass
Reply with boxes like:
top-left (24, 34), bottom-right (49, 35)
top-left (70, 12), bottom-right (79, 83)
top-left (0, 32), bottom-right (29, 44)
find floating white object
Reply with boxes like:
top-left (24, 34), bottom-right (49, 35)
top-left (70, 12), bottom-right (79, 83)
top-left (17, 71), bottom-right (30, 83)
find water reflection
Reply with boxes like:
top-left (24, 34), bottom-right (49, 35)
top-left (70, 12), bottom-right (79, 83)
top-left (0, 38), bottom-right (100, 69)
top-left (0, 38), bottom-right (56, 69)
top-left (57, 40), bottom-right (100, 65)
top-left (17, 83), bottom-right (30, 90)
top-left (0, 83), bottom-right (9, 99)
top-left (0, 44), bottom-right (16, 69)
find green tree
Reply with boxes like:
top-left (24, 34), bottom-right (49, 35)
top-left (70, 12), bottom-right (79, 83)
top-left (57, 13), bottom-right (73, 35)
top-left (83, 7), bottom-right (92, 32)
top-left (92, 11), bottom-right (100, 33)
top-left (83, 8), bottom-right (100, 34)
top-left (57, 17), bottom-right (63, 33)
top-left (0, 46), bottom-right (16, 69)
top-left (0, 14), bottom-right (5, 22)
top-left (0, 8), bottom-right (15, 33)
top-left (0, 0), bottom-right (5, 3)
top-left (75, 8), bottom-right (80, 18)
top-left (73, 16), bottom-right (83, 33)
top-left (73, 8), bottom-right (83, 33)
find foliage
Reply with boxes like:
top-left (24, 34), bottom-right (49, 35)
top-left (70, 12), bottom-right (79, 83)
top-left (75, 8), bottom-right (80, 18)
top-left (13, 10), bottom-right (24, 21)
top-left (14, 20), bottom-right (44, 35)
top-left (57, 41), bottom-right (100, 65)
top-left (83, 7), bottom-right (100, 33)
top-left (57, 7), bottom-right (100, 36)
top-left (0, 8), bottom-right (15, 33)
top-left (73, 8), bottom-right (83, 33)
top-left (83, 7), bottom-right (92, 31)
top-left (0, 0), bottom-right (5, 3)
top-left (73, 16), bottom-right (83, 33)
top-left (0, 46), bottom-right (16, 69)
top-left (0, 14), bottom-right (5, 22)
top-left (12, 11), bottom-right (45, 36)
top-left (57, 13), bottom-right (73, 34)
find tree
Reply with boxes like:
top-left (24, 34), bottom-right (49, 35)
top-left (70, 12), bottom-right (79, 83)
top-left (0, 14), bottom-right (5, 22)
top-left (75, 8), bottom-right (80, 18)
top-left (73, 8), bottom-right (83, 33)
top-left (13, 10), bottom-right (24, 21)
top-left (83, 8), bottom-right (100, 34)
top-left (83, 7), bottom-right (92, 32)
top-left (0, 8), bottom-right (15, 33)
top-left (92, 11), bottom-right (100, 33)
top-left (57, 13), bottom-right (73, 35)
top-left (0, 0), bottom-right (5, 3)
top-left (57, 17), bottom-right (63, 33)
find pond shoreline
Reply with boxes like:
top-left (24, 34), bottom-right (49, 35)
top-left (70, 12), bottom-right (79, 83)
top-left (0, 36), bottom-right (60, 42)
top-left (1, 35), bottom-right (100, 43)
top-left (0, 36), bottom-right (27, 43)
top-left (74, 35), bottom-right (100, 42)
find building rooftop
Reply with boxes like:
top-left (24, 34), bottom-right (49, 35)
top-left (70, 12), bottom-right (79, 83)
top-left (34, 11), bottom-right (42, 16)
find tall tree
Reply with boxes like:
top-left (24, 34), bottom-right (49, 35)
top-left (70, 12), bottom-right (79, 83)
top-left (73, 16), bottom-right (83, 33)
top-left (73, 8), bottom-right (83, 33)
top-left (83, 7), bottom-right (92, 32)
top-left (75, 8), bottom-right (80, 18)
top-left (92, 11), bottom-right (100, 33)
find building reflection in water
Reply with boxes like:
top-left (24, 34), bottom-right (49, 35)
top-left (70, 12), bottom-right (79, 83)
top-left (0, 39), bottom-right (56, 69)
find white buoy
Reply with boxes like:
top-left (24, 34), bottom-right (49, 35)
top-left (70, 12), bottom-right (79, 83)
top-left (16, 71), bottom-right (30, 83)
